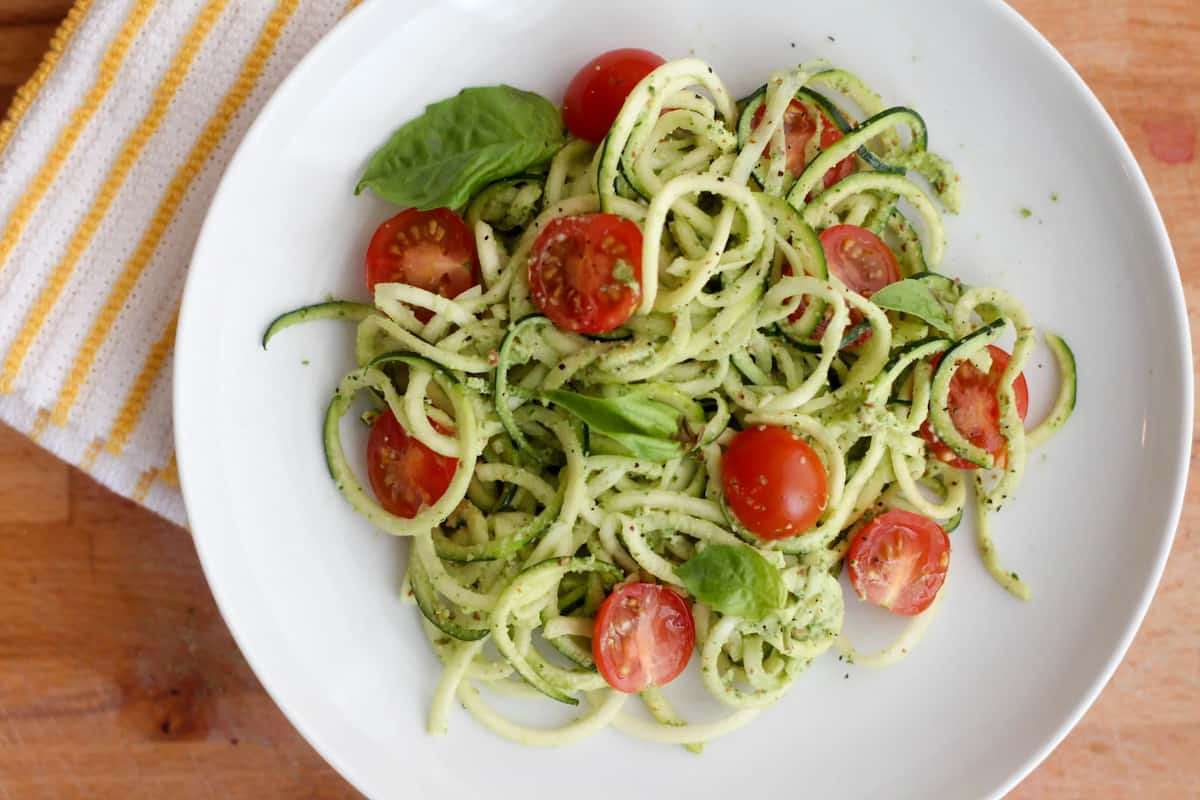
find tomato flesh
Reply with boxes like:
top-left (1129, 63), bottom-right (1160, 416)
top-left (528, 214), bottom-right (643, 334)
top-left (795, 225), bottom-right (900, 347)
top-left (919, 345), bottom-right (1031, 469)
top-left (365, 410), bottom-right (457, 518)
top-left (563, 48), bottom-right (666, 143)
top-left (847, 509), bottom-right (950, 616)
top-left (819, 224), bottom-right (900, 297)
top-left (365, 208), bottom-right (478, 323)
top-left (722, 425), bottom-right (828, 541)
top-left (783, 224), bottom-right (899, 346)
top-left (593, 582), bottom-right (695, 693)
top-left (751, 100), bottom-right (855, 188)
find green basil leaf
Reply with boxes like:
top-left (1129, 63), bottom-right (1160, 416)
top-left (870, 278), bottom-right (954, 334)
top-left (599, 432), bottom-right (683, 462)
top-left (356, 86), bottom-right (564, 210)
top-left (544, 389), bottom-right (684, 463)
top-left (542, 389), bottom-right (681, 439)
top-left (676, 544), bottom-right (787, 622)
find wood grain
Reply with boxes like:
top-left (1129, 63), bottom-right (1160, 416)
top-left (0, 1), bottom-right (1196, 797)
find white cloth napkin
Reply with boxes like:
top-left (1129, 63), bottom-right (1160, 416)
top-left (0, 0), bottom-right (360, 525)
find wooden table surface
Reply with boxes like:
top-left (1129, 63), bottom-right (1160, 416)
top-left (0, 1), bottom-right (1197, 797)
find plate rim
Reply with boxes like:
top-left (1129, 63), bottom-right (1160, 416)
top-left (173, 1), bottom-right (1193, 797)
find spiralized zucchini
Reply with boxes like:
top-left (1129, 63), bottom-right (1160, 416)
top-left (277, 57), bottom-right (1076, 750)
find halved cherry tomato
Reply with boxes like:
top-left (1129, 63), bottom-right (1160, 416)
top-left (722, 425), bottom-right (828, 541)
top-left (365, 208), bottom-right (478, 322)
top-left (365, 409), bottom-right (457, 518)
top-left (751, 100), bottom-right (855, 188)
top-left (919, 345), bottom-right (1030, 469)
top-left (528, 214), bottom-right (643, 334)
top-left (593, 582), bottom-right (695, 693)
top-left (563, 48), bottom-right (666, 143)
top-left (819, 224), bottom-right (900, 297)
top-left (782, 260), bottom-right (817, 324)
top-left (847, 509), bottom-right (950, 616)
top-left (783, 225), bottom-right (899, 346)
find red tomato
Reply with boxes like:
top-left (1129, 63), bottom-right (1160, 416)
top-left (593, 582), bottom-right (695, 693)
top-left (563, 48), bottom-right (666, 143)
top-left (779, 255), bottom-right (808, 322)
top-left (919, 345), bottom-right (1031, 469)
top-left (782, 224), bottom-right (898, 345)
top-left (365, 208), bottom-right (478, 322)
top-left (722, 425), bottom-right (828, 540)
top-left (751, 100), bottom-right (855, 189)
top-left (813, 225), bottom-right (901, 347)
top-left (528, 214), bottom-right (643, 334)
top-left (819, 224), bottom-right (900, 297)
top-left (847, 509), bottom-right (950, 615)
top-left (366, 410), bottom-right (457, 518)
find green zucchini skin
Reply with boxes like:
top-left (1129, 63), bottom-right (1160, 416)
top-left (262, 301), bottom-right (373, 348)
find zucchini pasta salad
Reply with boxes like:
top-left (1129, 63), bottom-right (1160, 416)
top-left (264, 48), bottom-right (1076, 750)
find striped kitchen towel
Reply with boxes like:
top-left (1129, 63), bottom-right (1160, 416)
top-left (0, 0), bottom-right (364, 525)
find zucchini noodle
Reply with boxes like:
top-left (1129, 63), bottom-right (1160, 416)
top-left (270, 56), bottom-right (1076, 749)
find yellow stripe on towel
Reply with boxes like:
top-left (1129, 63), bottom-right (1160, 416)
top-left (0, 0), bottom-right (158, 275)
top-left (28, 408), bottom-right (51, 443)
top-left (131, 467), bottom-right (159, 503)
top-left (48, 0), bottom-right (302, 428)
top-left (105, 305), bottom-right (178, 456)
top-left (0, 0), bottom-right (227, 395)
top-left (159, 453), bottom-right (179, 488)
top-left (0, 0), bottom-right (97, 158)
top-left (131, 451), bottom-right (178, 502)
top-left (79, 438), bottom-right (105, 472)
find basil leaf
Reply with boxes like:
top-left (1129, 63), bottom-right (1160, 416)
top-left (870, 278), bottom-right (953, 334)
top-left (544, 389), bottom-right (684, 463)
top-left (357, 86), bottom-right (564, 210)
top-left (596, 432), bottom-right (683, 462)
top-left (676, 545), bottom-right (787, 622)
top-left (542, 389), bottom-right (681, 439)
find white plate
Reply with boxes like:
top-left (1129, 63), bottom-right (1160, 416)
top-left (175, 1), bottom-right (1191, 798)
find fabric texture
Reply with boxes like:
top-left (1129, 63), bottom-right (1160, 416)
top-left (0, 0), bottom-right (363, 525)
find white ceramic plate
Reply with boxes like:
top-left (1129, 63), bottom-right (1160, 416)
top-left (175, 1), bottom-right (1191, 797)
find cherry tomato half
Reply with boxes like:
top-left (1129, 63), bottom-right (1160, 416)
top-left (784, 225), bottom-right (900, 348)
top-left (365, 208), bottom-right (478, 322)
top-left (847, 509), bottom-right (950, 616)
top-left (366, 410), bottom-right (457, 518)
top-left (528, 214), bottom-right (643, 334)
top-left (722, 425), bottom-right (828, 541)
top-left (593, 582), bottom-right (695, 693)
top-left (819, 224), bottom-right (900, 297)
top-left (782, 259), bottom-right (819, 325)
top-left (919, 345), bottom-right (1031, 469)
top-left (563, 48), bottom-right (666, 143)
top-left (751, 99), bottom-right (855, 188)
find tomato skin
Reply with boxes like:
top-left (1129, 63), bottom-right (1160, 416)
top-left (365, 208), bottom-right (478, 322)
top-left (528, 214), bottom-right (643, 334)
top-left (721, 426), bottom-right (828, 541)
top-left (365, 410), bottom-right (457, 518)
top-left (751, 100), bottom-right (855, 188)
top-left (919, 345), bottom-right (1031, 469)
top-left (593, 582), bottom-right (695, 693)
top-left (782, 260), bottom-right (817, 324)
top-left (563, 48), bottom-right (666, 143)
top-left (819, 225), bottom-right (900, 297)
top-left (817, 122), bottom-right (857, 188)
top-left (808, 224), bottom-right (900, 347)
top-left (784, 225), bottom-right (899, 346)
top-left (847, 509), bottom-right (950, 616)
